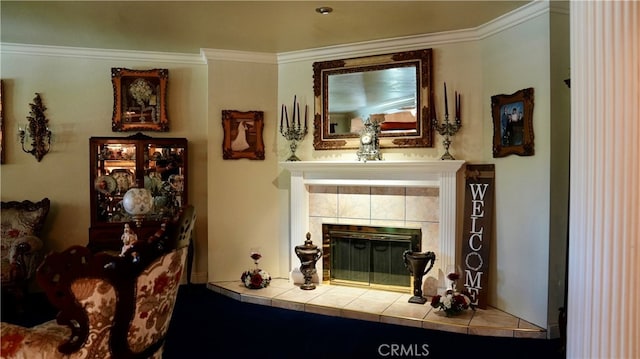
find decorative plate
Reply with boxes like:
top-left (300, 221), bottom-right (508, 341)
top-left (94, 175), bottom-right (117, 195)
top-left (111, 169), bottom-right (134, 194)
top-left (144, 174), bottom-right (163, 193)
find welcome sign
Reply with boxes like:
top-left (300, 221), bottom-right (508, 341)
top-left (460, 164), bottom-right (495, 309)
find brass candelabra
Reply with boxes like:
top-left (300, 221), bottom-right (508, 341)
top-left (432, 83), bottom-right (461, 160)
top-left (280, 95), bottom-right (308, 161)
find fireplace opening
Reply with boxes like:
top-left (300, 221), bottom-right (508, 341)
top-left (322, 224), bottom-right (422, 292)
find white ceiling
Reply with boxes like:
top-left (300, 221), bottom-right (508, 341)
top-left (1, 1), bottom-right (532, 54)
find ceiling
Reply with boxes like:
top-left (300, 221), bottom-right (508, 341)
top-left (1, 1), bottom-right (531, 54)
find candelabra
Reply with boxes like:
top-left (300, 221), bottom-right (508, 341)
top-left (19, 93), bottom-right (52, 162)
top-left (432, 83), bottom-right (461, 160)
top-left (279, 95), bottom-right (308, 161)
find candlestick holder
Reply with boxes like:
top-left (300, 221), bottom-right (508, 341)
top-left (432, 84), bottom-right (461, 160)
top-left (280, 126), bottom-right (307, 161)
top-left (432, 113), bottom-right (461, 160)
top-left (280, 96), bottom-right (308, 161)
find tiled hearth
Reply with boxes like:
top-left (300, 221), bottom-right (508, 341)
top-left (208, 279), bottom-right (547, 339)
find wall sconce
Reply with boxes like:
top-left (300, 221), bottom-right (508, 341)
top-left (19, 93), bottom-right (52, 162)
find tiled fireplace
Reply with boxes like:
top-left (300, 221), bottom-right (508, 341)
top-left (280, 160), bottom-right (465, 294)
top-left (322, 223), bottom-right (423, 291)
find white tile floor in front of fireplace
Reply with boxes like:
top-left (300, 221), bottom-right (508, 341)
top-left (207, 279), bottom-right (547, 339)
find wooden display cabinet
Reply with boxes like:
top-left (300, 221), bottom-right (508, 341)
top-left (88, 132), bottom-right (187, 253)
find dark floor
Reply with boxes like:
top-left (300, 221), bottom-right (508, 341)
top-left (164, 285), bottom-right (565, 359)
top-left (2, 285), bottom-right (565, 359)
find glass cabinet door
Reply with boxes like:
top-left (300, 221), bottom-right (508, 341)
top-left (94, 142), bottom-right (137, 223)
top-left (143, 143), bottom-right (186, 221)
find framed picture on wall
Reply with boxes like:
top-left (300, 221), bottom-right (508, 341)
top-left (111, 68), bottom-right (169, 132)
top-left (222, 110), bottom-right (265, 160)
top-left (491, 87), bottom-right (535, 158)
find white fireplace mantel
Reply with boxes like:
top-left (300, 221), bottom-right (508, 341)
top-left (280, 160), bottom-right (465, 281)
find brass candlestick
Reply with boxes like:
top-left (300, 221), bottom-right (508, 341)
top-left (280, 95), bottom-right (308, 161)
top-left (432, 83), bottom-right (461, 160)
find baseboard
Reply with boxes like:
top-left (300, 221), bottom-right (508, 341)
top-left (183, 271), bottom-right (207, 284)
top-left (547, 323), bottom-right (561, 339)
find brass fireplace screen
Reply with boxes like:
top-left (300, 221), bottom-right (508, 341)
top-left (322, 224), bottom-right (422, 292)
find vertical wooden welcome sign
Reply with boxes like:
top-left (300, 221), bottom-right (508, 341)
top-left (460, 164), bottom-right (495, 309)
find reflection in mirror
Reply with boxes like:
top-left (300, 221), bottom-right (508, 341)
top-left (313, 49), bottom-right (433, 150)
top-left (328, 66), bottom-right (417, 135)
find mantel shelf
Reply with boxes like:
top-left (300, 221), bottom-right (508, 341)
top-left (279, 160), bottom-right (465, 173)
top-left (279, 160), bottom-right (465, 187)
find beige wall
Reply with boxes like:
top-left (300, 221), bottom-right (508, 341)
top-left (205, 57), bottom-right (283, 281)
top-left (481, 13), bottom-right (554, 330)
top-left (0, 1), bottom-right (569, 334)
top-left (276, 5), bottom-right (570, 331)
top-left (0, 50), bottom-right (210, 283)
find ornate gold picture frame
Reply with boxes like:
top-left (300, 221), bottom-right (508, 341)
top-left (491, 87), bottom-right (535, 158)
top-left (222, 110), bottom-right (265, 160)
top-left (111, 68), bottom-right (169, 132)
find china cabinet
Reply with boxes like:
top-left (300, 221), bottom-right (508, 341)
top-left (88, 132), bottom-right (187, 252)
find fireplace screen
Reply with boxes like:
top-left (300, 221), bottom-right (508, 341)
top-left (322, 224), bottom-right (422, 291)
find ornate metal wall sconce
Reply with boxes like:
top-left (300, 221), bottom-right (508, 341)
top-left (19, 93), bottom-right (52, 162)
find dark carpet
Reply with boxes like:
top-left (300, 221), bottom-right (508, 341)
top-left (2, 284), bottom-right (565, 358)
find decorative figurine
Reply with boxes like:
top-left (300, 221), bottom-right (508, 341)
top-left (294, 232), bottom-right (322, 290)
top-left (403, 250), bottom-right (436, 304)
top-left (120, 223), bottom-right (138, 256)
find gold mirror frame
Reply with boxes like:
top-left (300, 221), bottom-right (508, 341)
top-left (313, 49), bottom-right (433, 150)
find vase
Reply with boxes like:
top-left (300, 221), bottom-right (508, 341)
top-left (294, 232), bottom-right (322, 290)
top-left (403, 250), bottom-right (436, 304)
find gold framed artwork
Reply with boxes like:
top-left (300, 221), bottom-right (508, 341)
top-left (222, 110), bottom-right (265, 160)
top-left (491, 87), bottom-right (535, 158)
top-left (111, 68), bottom-right (169, 132)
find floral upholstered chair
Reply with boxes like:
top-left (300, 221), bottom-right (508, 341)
top-left (1, 198), bottom-right (50, 311)
top-left (0, 205), bottom-right (196, 359)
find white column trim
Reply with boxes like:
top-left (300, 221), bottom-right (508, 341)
top-left (568, 1), bottom-right (640, 357)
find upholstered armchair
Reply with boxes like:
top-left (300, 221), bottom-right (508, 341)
top-left (0, 205), bottom-right (196, 359)
top-left (1, 198), bottom-right (51, 310)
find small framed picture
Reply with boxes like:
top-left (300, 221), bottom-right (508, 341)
top-left (111, 68), bottom-right (169, 132)
top-left (491, 87), bottom-right (535, 158)
top-left (222, 110), bottom-right (265, 160)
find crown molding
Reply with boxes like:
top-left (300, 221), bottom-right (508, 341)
top-left (0, 1), bottom-right (552, 66)
top-left (277, 0), bottom-right (550, 64)
top-left (200, 48), bottom-right (277, 64)
top-left (0, 43), bottom-right (206, 64)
